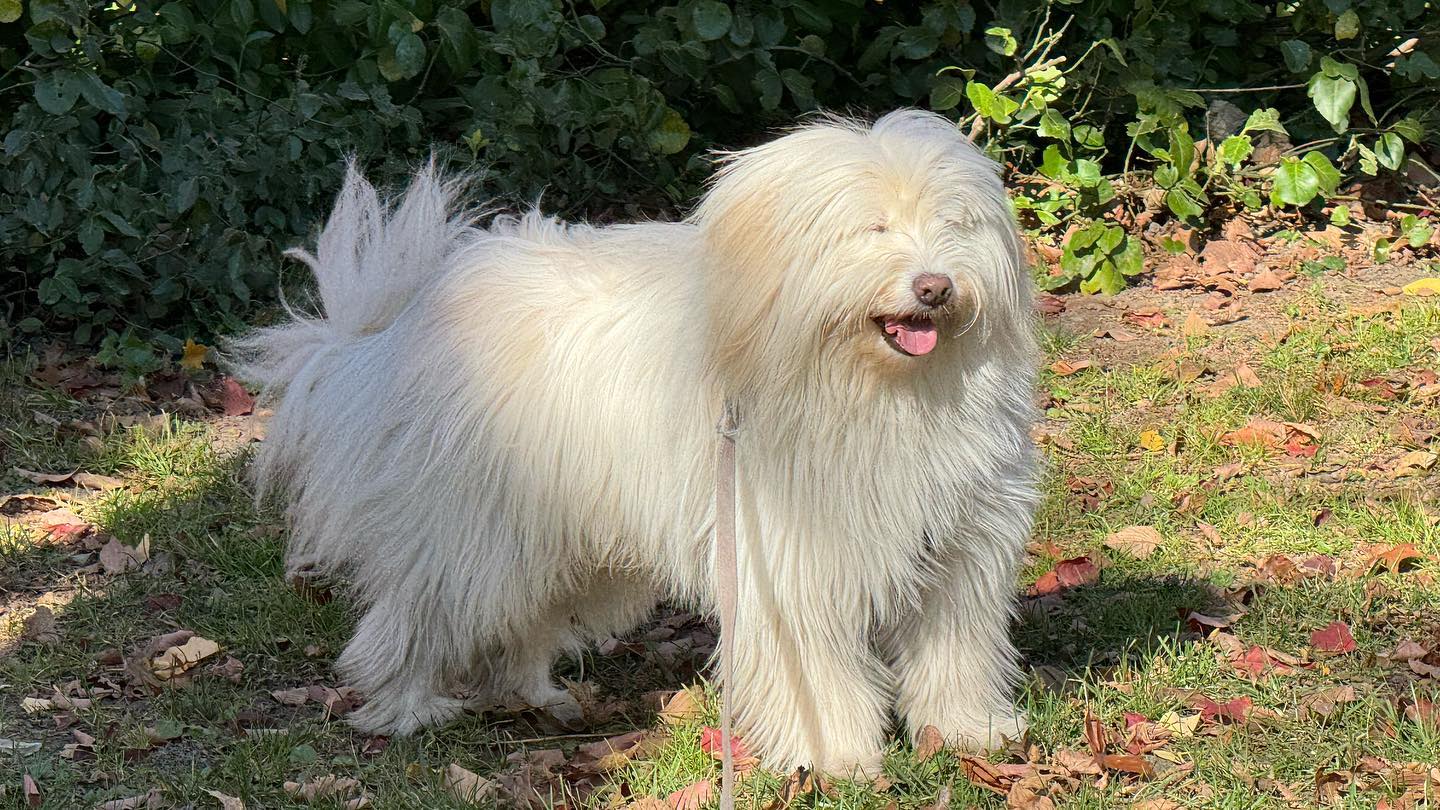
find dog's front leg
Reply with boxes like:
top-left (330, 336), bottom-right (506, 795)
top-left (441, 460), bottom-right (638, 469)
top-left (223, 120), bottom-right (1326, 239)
top-left (725, 579), bottom-right (892, 778)
top-left (886, 542), bottom-right (1028, 752)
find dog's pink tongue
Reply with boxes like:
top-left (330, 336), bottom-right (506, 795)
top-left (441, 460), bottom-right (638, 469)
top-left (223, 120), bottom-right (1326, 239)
top-left (884, 318), bottom-right (938, 356)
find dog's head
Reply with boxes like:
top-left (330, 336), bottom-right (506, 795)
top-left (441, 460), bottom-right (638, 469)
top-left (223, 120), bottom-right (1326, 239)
top-left (694, 110), bottom-right (1030, 390)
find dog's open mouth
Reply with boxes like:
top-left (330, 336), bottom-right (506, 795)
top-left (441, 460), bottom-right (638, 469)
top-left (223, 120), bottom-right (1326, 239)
top-left (875, 316), bottom-right (938, 356)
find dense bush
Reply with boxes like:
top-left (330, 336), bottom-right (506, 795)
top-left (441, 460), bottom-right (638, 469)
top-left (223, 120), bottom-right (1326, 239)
top-left (1, 0), bottom-right (1436, 358)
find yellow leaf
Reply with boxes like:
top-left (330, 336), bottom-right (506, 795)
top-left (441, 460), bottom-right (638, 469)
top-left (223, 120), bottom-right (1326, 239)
top-left (1401, 277), bottom-right (1440, 296)
top-left (180, 338), bottom-right (209, 370)
top-left (1157, 711), bottom-right (1200, 738)
top-left (1138, 430), bottom-right (1166, 452)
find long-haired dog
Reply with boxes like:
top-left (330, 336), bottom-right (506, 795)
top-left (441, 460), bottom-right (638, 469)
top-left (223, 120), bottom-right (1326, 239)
top-left (234, 110), bottom-right (1039, 775)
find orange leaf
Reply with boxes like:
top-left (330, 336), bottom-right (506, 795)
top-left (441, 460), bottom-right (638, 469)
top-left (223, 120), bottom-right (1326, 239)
top-left (1050, 359), bottom-right (1093, 376)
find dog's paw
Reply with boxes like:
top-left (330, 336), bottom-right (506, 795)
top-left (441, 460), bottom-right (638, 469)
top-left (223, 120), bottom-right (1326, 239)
top-left (520, 683), bottom-right (585, 728)
top-left (346, 691), bottom-right (466, 736)
top-left (942, 712), bottom-right (1028, 752)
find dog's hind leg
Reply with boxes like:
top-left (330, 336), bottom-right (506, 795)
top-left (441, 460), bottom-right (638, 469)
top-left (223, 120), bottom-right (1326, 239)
top-left (338, 596), bottom-right (468, 736)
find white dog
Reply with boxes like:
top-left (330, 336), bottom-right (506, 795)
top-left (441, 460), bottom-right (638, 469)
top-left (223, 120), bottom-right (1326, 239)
top-left (235, 110), bottom-right (1039, 775)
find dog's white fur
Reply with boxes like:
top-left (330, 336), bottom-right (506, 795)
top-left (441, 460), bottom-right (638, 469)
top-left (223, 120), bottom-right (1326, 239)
top-left (234, 110), bottom-right (1039, 775)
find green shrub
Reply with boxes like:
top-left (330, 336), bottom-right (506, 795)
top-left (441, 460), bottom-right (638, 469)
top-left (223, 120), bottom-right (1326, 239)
top-left (1, 0), bottom-right (1435, 359)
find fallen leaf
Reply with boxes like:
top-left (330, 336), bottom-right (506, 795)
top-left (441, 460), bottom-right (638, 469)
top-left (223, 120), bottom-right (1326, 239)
top-left (1035, 294), bottom-right (1067, 316)
top-left (1368, 543), bottom-right (1426, 574)
top-left (283, 775), bottom-right (365, 804)
top-left (1181, 311), bottom-right (1210, 337)
top-left (1096, 328), bottom-right (1138, 342)
top-left (658, 689), bottom-right (703, 725)
top-left (667, 780), bottom-right (714, 810)
top-left (1392, 450), bottom-right (1437, 477)
top-left (1132, 801), bottom-right (1182, 810)
top-left (1137, 431), bottom-right (1166, 453)
top-left (1249, 270), bottom-right (1284, 292)
top-left (915, 725), bottom-right (944, 761)
top-left (1104, 526), bottom-right (1162, 559)
top-left (1100, 753), bottom-right (1155, 777)
top-left (443, 763), bottom-right (494, 804)
top-left (271, 687), bottom-right (310, 706)
top-left (151, 635), bottom-right (221, 679)
top-left (204, 789), bottom-right (245, 809)
top-left (23, 774), bottom-right (41, 808)
top-left (1298, 686), bottom-right (1358, 720)
top-left (1032, 556), bottom-right (1100, 595)
top-left (1401, 277), bottom-right (1440, 296)
top-left (96, 788), bottom-right (165, 809)
top-left (1220, 419), bottom-right (1287, 448)
top-left (0, 738), bottom-right (42, 754)
top-left (1157, 711), bottom-right (1201, 737)
top-left (698, 726), bottom-right (758, 772)
top-left (99, 534), bottom-right (151, 574)
top-left (1194, 695), bottom-right (1252, 724)
top-left (1050, 359), bottom-right (1093, 376)
top-left (217, 377), bottom-right (255, 416)
top-left (181, 339), bottom-right (210, 370)
top-left (1311, 621), bottom-right (1357, 655)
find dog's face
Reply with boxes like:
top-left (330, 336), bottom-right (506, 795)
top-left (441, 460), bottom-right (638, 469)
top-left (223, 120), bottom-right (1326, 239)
top-left (695, 111), bottom-right (1029, 387)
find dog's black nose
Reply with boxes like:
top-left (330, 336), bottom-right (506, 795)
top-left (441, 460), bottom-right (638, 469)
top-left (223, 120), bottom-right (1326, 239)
top-left (912, 273), bottom-right (953, 307)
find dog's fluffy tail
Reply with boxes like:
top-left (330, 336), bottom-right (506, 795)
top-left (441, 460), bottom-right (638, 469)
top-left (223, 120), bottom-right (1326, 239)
top-left (230, 162), bottom-right (476, 393)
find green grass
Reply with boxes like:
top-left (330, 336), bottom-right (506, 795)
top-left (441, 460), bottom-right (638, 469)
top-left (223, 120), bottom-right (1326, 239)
top-left (2, 295), bottom-right (1439, 808)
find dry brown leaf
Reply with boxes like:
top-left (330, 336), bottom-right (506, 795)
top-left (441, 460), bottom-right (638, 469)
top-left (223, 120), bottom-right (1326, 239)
top-left (151, 635), bottom-right (220, 680)
top-left (283, 775), bottom-right (364, 804)
top-left (1103, 526), bottom-right (1163, 560)
top-left (443, 763), bottom-right (495, 804)
top-left (204, 788), bottom-right (245, 809)
top-left (271, 687), bottom-right (310, 706)
top-left (1050, 359), bottom-right (1093, 376)
top-left (96, 789), bottom-right (165, 810)
top-left (915, 724), bottom-right (944, 761)
top-left (1249, 270), bottom-right (1284, 292)
top-left (1392, 450), bottom-right (1437, 477)
top-left (23, 774), bottom-right (41, 809)
top-left (1298, 686), bottom-right (1358, 720)
top-left (99, 534), bottom-right (151, 574)
top-left (1181, 312), bottom-right (1210, 337)
top-left (658, 688), bottom-right (704, 725)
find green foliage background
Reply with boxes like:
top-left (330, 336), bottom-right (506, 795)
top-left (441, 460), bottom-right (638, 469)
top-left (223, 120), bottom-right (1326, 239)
top-left (1, 0), bottom-right (1436, 354)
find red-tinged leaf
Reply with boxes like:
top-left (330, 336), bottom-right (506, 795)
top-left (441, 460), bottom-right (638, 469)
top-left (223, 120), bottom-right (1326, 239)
top-left (1233, 646), bottom-right (1293, 680)
top-left (667, 780), bottom-right (714, 810)
top-left (23, 774), bottom-right (42, 808)
top-left (1300, 555), bottom-right (1336, 577)
top-left (1194, 695), bottom-right (1252, 724)
top-left (1035, 294), bottom-right (1067, 316)
top-left (1123, 712), bottom-right (1149, 729)
top-left (1310, 621), bottom-right (1356, 655)
top-left (1055, 556), bottom-right (1100, 588)
top-left (698, 726), bottom-right (752, 762)
top-left (1030, 570), bottom-right (1061, 596)
top-left (217, 377), bottom-right (255, 416)
top-left (1284, 439), bottom-right (1318, 458)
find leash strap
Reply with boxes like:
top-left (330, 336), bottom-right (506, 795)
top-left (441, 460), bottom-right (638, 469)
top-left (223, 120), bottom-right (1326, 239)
top-left (715, 399), bottom-right (740, 810)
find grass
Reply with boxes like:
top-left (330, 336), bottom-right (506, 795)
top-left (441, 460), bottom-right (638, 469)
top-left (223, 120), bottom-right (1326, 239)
top-left (2, 290), bottom-right (1438, 809)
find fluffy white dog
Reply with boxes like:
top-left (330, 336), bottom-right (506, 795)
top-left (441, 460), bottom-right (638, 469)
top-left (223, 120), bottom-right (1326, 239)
top-left (235, 109), bottom-right (1039, 775)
